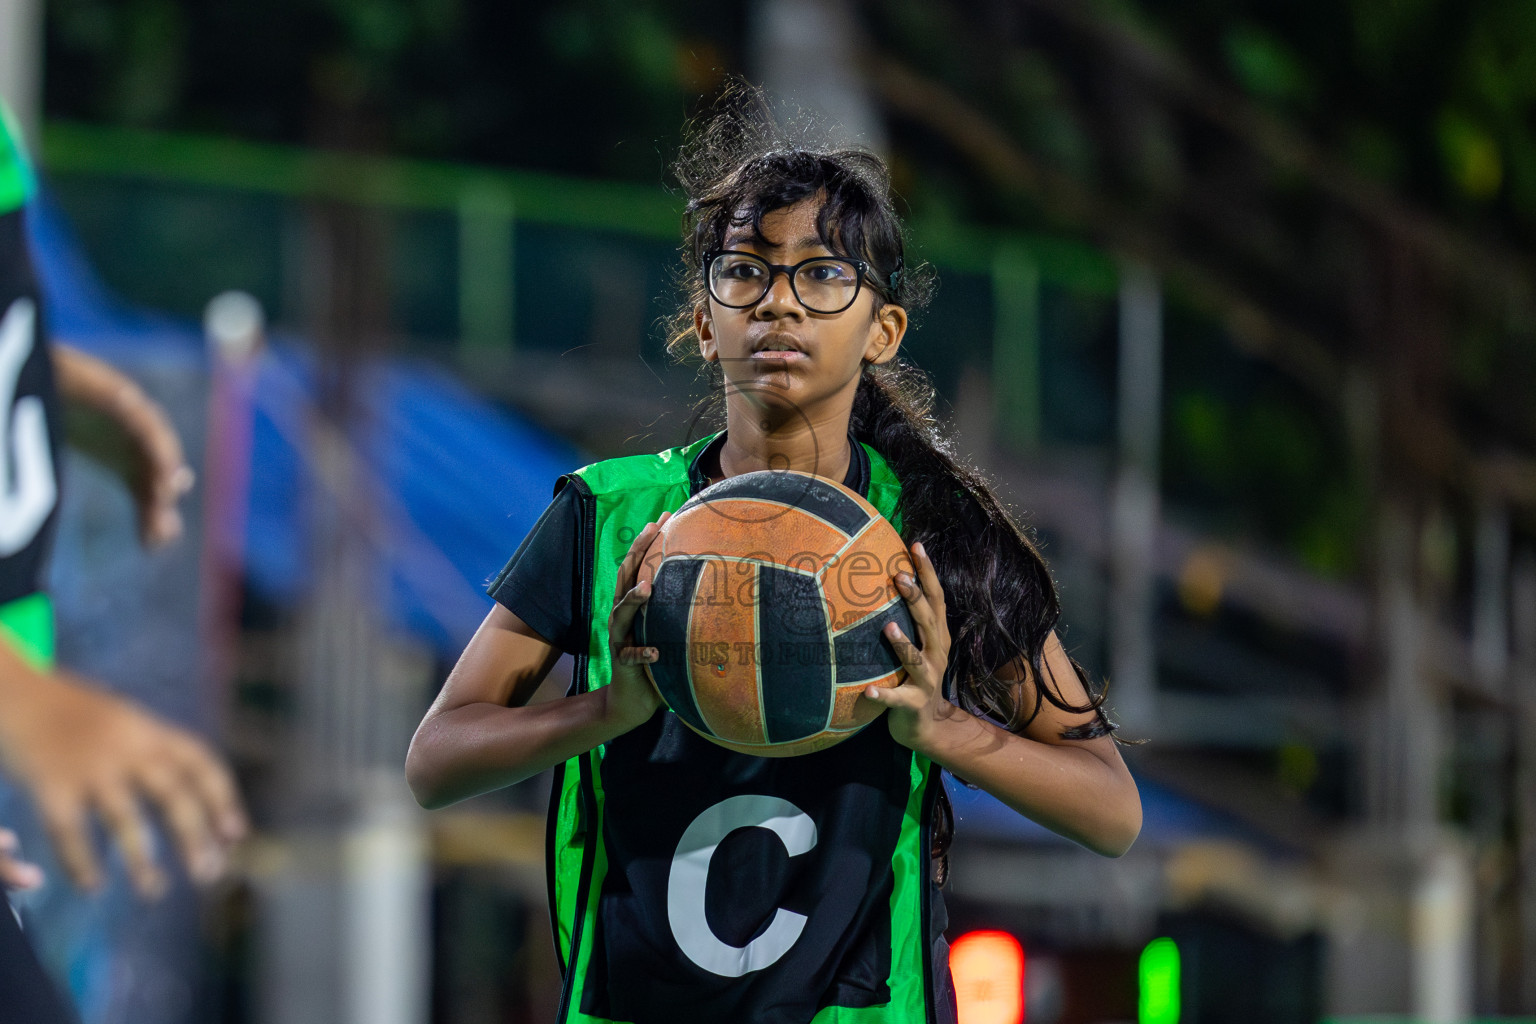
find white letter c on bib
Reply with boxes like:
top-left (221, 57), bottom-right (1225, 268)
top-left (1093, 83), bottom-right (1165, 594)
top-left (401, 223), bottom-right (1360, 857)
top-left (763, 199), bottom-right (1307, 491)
top-left (666, 794), bottom-right (817, 978)
top-left (0, 299), bottom-right (57, 557)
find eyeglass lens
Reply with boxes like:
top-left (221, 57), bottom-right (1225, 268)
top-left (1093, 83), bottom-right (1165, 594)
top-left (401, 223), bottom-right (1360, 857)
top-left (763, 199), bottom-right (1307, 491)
top-left (709, 253), bottom-right (861, 313)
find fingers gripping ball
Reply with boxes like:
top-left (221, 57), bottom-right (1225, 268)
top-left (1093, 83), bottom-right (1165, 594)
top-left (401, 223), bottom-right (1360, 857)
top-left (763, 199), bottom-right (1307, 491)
top-left (635, 470), bottom-right (916, 756)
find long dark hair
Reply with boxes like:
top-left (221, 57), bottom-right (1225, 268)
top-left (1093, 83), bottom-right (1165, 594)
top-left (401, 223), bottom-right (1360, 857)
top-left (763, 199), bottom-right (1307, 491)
top-left (667, 88), bottom-right (1117, 745)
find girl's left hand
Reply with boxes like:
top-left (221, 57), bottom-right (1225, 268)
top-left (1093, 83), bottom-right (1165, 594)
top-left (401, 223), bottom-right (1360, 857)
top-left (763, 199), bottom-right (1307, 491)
top-left (859, 541), bottom-right (953, 753)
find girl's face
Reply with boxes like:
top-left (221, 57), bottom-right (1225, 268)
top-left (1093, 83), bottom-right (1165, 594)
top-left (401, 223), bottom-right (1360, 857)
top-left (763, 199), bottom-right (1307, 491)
top-left (694, 197), bottom-right (907, 428)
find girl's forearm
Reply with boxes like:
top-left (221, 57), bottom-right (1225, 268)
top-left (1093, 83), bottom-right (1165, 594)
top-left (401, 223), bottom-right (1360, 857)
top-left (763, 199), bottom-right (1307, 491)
top-left (406, 688), bottom-right (647, 809)
top-left (916, 709), bottom-right (1142, 857)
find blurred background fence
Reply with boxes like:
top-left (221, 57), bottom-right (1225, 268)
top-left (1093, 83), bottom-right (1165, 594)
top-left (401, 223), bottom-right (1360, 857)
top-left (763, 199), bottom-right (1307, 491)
top-left (5, 0), bottom-right (1536, 1022)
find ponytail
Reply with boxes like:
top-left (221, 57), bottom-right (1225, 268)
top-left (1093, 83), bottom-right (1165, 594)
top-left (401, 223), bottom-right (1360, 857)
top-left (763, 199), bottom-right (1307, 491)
top-left (851, 361), bottom-right (1112, 735)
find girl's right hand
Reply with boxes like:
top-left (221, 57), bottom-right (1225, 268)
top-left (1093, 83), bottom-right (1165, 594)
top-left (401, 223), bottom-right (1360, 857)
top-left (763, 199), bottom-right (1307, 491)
top-left (605, 512), bottom-right (671, 730)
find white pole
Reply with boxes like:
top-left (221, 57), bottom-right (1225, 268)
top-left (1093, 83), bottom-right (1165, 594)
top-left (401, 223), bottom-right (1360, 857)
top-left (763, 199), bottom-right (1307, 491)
top-left (749, 0), bottom-right (887, 154)
top-left (1373, 501), bottom-right (1438, 828)
top-left (1109, 262), bottom-right (1162, 732)
top-left (344, 771), bottom-right (431, 1024)
top-left (0, 0), bottom-right (45, 152)
top-left (1471, 497), bottom-right (1510, 692)
top-left (1512, 551), bottom-right (1536, 1009)
top-left (1411, 840), bottom-right (1474, 1024)
top-left (199, 292), bottom-right (264, 730)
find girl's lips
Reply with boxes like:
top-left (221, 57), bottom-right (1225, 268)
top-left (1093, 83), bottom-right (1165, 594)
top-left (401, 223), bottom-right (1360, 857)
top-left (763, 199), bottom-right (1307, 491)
top-left (750, 349), bottom-right (809, 360)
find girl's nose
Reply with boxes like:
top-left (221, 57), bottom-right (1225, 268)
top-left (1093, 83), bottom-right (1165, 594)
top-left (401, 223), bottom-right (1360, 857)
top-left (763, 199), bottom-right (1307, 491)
top-left (754, 274), bottom-right (805, 318)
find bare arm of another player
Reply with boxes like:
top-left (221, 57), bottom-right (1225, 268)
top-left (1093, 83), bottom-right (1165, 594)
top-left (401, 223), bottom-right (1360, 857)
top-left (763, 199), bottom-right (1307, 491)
top-left (406, 513), bottom-right (671, 810)
top-left (51, 343), bottom-right (194, 548)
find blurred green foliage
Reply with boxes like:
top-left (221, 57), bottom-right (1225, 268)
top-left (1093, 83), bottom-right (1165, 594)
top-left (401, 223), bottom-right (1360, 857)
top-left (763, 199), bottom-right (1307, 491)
top-left (45, 0), bottom-right (738, 178)
top-left (1169, 0), bottom-right (1536, 226)
top-left (44, 0), bottom-right (1536, 264)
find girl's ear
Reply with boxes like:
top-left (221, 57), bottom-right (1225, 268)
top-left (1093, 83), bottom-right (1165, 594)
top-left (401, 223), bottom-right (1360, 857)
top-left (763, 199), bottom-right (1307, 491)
top-left (864, 303), bottom-right (908, 365)
top-left (695, 305), bottom-right (718, 363)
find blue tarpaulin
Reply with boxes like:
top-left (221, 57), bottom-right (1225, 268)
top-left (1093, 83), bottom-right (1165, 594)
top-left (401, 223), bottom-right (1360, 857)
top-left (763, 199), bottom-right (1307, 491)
top-left (27, 186), bottom-right (584, 659)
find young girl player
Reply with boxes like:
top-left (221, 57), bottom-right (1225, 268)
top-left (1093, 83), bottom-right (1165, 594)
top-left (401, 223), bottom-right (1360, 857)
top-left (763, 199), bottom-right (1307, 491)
top-left (407, 98), bottom-right (1142, 1024)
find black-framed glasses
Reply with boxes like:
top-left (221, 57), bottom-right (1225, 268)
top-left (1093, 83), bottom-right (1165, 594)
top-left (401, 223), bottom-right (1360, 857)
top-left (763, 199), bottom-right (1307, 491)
top-left (704, 250), bottom-right (872, 315)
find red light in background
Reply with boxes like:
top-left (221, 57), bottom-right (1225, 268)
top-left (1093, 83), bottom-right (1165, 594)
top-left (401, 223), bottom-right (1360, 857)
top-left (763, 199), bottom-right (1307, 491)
top-left (951, 929), bottom-right (1026, 1024)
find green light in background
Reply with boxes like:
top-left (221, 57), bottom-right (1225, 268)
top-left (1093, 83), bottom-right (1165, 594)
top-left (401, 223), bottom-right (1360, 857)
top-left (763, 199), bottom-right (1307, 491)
top-left (1139, 937), bottom-right (1181, 1024)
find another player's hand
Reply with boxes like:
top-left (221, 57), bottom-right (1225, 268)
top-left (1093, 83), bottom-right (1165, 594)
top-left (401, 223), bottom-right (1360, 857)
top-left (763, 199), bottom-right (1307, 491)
top-left (0, 827), bottom-right (44, 892)
top-left (605, 512), bottom-right (671, 731)
top-left (860, 541), bottom-right (954, 753)
top-left (120, 392), bottom-right (195, 550)
top-left (51, 344), bottom-right (195, 549)
top-left (0, 671), bottom-right (248, 899)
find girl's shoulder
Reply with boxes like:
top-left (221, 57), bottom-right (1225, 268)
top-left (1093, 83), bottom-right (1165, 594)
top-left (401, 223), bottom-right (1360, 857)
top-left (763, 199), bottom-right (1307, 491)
top-left (570, 433), bottom-right (720, 497)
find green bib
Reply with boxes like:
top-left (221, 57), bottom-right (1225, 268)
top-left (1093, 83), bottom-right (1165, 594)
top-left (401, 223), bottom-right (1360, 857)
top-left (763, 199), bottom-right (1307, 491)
top-left (0, 101), bottom-right (36, 215)
top-left (543, 430), bottom-right (944, 1024)
top-left (0, 591), bottom-right (55, 670)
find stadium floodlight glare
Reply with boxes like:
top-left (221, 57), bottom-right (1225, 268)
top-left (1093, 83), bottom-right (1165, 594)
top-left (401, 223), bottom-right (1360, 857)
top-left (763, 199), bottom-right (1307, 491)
top-left (1138, 937), bottom-right (1181, 1024)
top-left (950, 929), bottom-right (1025, 1024)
